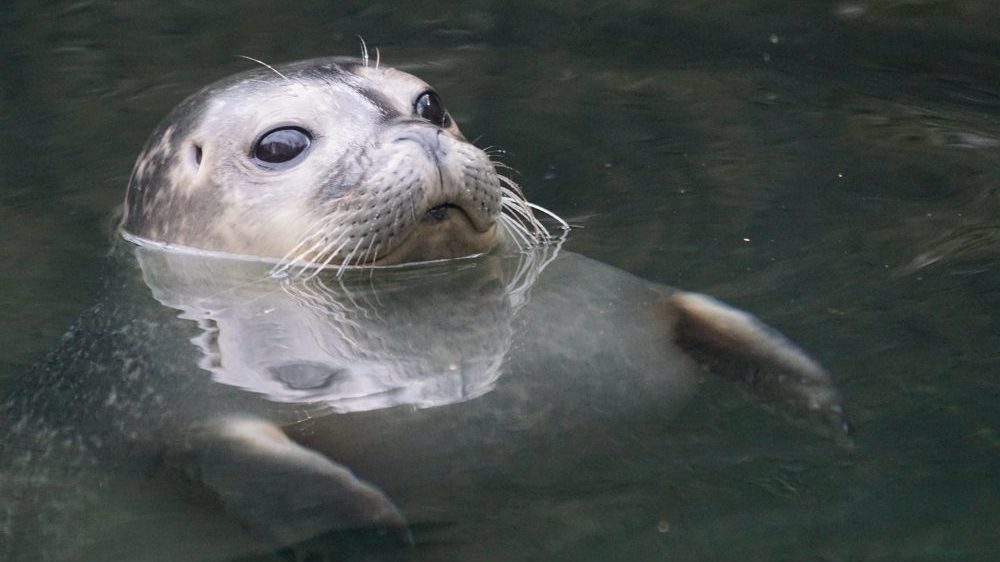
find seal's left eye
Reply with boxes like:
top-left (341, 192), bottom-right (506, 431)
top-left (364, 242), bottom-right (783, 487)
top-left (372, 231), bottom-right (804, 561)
top-left (414, 91), bottom-right (451, 128)
top-left (252, 127), bottom-right (312, 165)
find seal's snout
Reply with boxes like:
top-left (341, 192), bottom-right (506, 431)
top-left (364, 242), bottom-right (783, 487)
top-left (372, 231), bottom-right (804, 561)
top-left (381, 121), bottom-right (499, 235)
top-left (393, 124), bottom-right (447, 162)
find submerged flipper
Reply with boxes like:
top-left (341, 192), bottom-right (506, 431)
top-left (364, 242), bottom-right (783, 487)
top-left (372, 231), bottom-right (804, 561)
top-left (169, 417), bottom-right (411, 555)
top-left (661, 292), bottom-right (850, 440)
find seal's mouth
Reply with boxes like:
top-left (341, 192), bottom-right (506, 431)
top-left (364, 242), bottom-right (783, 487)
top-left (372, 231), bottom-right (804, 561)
top-left (374, 201), bottom-right (497, 265)
top-left (424, 203), bottom-right (461, 223)
top-left (422, 202), bottom-right (493, 234)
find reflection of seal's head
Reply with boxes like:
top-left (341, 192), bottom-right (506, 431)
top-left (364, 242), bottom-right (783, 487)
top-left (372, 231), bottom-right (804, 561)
top-left (132, 240), bottom-right (561, 412)
top-left (121, 57), bottom-right (562, 269)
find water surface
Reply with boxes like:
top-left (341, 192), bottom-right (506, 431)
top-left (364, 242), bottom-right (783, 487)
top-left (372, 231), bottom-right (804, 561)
top-left (1, 2), bottom-right (998, 560)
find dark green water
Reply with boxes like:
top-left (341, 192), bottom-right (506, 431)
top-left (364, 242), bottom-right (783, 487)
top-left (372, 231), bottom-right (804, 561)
top-left (1, 1), bottom-right (998, 560)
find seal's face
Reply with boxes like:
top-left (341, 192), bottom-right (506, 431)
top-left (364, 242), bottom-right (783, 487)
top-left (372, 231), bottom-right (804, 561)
top-left (122, 57), bottom-right (534, 268)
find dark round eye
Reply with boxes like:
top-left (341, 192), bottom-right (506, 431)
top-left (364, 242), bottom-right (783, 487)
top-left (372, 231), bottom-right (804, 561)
top-left (252, 126), bottom-right (312, 165)
top-left (414, 90), bottom-right (451, 127)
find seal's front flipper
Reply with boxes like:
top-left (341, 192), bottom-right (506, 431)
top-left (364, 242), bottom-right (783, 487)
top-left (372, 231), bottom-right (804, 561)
top-left (170, 417), bottom-right (410, 555)
top-left (661, 292), bottom-right (850, 441)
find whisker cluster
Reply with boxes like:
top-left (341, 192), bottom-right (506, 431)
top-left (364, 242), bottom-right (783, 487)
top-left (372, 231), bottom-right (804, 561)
top-left (495, 172), bottom-right (570, 252)
top-left (269, 218), bottom-right (384, 281)
top-left (269, 161), bottom-right (569, 282)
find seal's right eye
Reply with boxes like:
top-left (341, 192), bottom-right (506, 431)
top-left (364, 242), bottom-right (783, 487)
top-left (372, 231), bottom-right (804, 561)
top-left (414, 90), bottom-right (450, 128)
top-left (252, 127), bottom-right (312, 166)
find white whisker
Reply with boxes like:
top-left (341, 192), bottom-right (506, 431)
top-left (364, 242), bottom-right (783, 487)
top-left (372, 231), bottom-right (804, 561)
top-left (490, 159), bottom-right (515, 172)
top-left (501, 198), bottom-right (544, 236)
top-left (270, 219), bottom-right (330, 277)
top-left (236, 55), bottom-right (288, 81)
top-left (526, 201), bottom-right (570, 233)
top-left (499, 215), bottom-right (532, 249)
top-left (492, 169), bottom-right (571, 247)
top-left (367, 243), bottom-right (381, 281)
top-left (362, 234), bottom-right (378, 265)
top-left (301, 233), bottom-right (352, 281)
top-left (358, 36), bottom-right (369, 68)
top-left (337, 237), bottom-right (366, 278)
top-left (294, 232), bottom-right (341, 278)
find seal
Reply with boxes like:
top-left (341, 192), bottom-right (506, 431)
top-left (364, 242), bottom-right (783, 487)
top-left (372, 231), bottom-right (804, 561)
top-left (1, 56), bottom-right (848, 562)
top-left (120, 56), bottom-right (559, 271)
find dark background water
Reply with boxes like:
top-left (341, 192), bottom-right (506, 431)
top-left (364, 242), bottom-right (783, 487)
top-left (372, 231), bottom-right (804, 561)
top-left (1, 1), bottom-right (998, 560)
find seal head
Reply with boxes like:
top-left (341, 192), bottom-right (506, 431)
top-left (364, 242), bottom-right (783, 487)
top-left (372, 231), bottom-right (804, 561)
top-left (122, 57), bottom-right (519, 267)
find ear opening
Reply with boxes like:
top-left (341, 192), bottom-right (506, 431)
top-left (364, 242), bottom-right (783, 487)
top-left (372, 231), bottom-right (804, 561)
top-left (188, 142), bottom-right (203, 171)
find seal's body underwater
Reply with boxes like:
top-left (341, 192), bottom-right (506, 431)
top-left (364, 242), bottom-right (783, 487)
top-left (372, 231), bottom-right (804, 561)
top-left (1, 57), bottom-right (846, 562)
